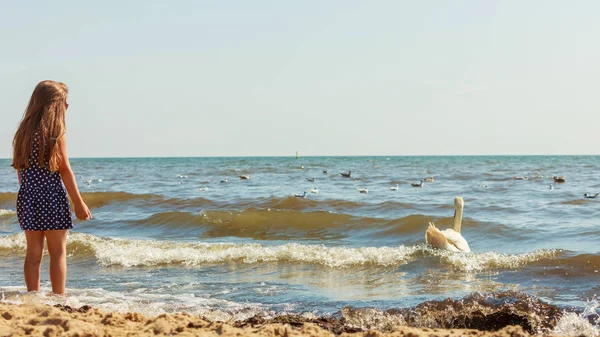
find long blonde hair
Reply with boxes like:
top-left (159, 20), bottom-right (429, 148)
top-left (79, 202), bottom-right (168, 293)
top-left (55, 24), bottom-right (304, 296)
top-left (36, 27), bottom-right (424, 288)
top-left (12, 80), bottom-right (69, 172)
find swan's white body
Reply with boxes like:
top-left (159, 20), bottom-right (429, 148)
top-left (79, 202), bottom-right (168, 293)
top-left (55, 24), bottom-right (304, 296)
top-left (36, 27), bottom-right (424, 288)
top-left (425, 197), bottom-right (471, 253)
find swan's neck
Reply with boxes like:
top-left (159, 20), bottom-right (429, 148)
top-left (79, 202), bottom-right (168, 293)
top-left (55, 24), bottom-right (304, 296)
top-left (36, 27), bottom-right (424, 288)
top-left (453, 206), bottom-right (463, 233)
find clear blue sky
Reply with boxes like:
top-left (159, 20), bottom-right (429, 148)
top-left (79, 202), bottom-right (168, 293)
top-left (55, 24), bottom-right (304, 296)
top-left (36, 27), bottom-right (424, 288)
top-left (1, 1), bottom-right (599, 157)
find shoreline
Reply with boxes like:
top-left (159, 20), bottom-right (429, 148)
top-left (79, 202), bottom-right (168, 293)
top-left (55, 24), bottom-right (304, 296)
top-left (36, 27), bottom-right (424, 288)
top-left (0, 302), bottom-right (554, 337)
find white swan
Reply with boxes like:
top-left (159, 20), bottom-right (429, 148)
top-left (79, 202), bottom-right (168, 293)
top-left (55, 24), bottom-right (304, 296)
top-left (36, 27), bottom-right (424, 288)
top-left (425, 196), bottom-right (471, 253)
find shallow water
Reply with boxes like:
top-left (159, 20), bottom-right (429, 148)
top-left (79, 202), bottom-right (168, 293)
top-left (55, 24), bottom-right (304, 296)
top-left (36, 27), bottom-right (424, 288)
top-left (0, 156), bottom-right (599, 333)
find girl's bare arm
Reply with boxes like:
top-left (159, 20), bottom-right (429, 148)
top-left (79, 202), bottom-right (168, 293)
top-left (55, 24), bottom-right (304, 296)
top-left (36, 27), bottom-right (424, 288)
top-left (57, 137), bottom-right (92, 220)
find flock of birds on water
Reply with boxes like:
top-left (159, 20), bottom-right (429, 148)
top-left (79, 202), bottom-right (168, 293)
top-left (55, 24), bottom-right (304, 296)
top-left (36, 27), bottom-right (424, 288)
top-left (288, 170), bottom-right (433, 197)
top-left (179, 169), bottom-right (436, 197)
top-left (179, 169), bottom-right (598, 200)
top-left (82, 169), bottom-right (599, 201)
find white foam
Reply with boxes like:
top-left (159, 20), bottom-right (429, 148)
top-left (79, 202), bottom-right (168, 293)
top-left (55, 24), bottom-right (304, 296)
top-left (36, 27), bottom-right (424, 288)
top-left (0, 209), bottom-right (16, 216)
top-left (0, 233), bottom-right (26, 250)
top-left (552, 297), bottom-right (599, 337)
top-left (553, 313), bottom-right (599, 337)
top-left (0, 233), bottom-right (559, 270)
top-left (433, 248), bottom-right (560, 272)
top-left (0, 286), bottom-right (267, 321)
top-left (82, 234), bottom-right (423, 268)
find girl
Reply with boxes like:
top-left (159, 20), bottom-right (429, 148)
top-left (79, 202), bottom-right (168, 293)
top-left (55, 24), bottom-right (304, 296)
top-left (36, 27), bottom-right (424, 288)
top-left (12, 80), bottom-right (92, 295)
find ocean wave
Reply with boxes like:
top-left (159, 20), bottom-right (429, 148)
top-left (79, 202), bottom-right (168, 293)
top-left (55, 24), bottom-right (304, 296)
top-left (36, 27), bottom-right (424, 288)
top-left (101, 209), bottom-right (489, 241)
top-left (248, 196), bottom-right (417, 213)
top-left (82, 191), bottom-right (163, 207)
top-left (0, 233), bottom-right (564, 271)
top-left (561, 198), bottom-right (596, 206)
top-left (134, 209), bottom-right (431, 232)
top-left (0, 192), bottom-right (15, 205)
top-left (6, 190), bottom-right (424, 214)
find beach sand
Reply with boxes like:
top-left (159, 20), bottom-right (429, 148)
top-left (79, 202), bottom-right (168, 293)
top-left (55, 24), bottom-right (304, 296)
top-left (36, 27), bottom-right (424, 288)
top-left (0, 302), bottom-right (552, 337)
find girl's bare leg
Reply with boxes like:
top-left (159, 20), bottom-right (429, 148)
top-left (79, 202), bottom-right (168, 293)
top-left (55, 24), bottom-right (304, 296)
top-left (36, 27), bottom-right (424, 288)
top-left (24, 231), bottom-right (45, 292)
top-left (44, 230), bottom-right (69, 295)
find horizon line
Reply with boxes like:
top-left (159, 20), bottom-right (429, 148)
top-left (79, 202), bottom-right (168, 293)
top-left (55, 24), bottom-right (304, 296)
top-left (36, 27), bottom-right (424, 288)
top-left (1, 154), bottom-right (600, 160)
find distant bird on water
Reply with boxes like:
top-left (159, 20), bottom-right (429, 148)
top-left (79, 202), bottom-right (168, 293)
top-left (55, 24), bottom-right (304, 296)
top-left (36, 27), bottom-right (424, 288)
top-left (294, 191), bottom-right (307, 198)
top-left (220, 178), bottom-right (228, 183)
top-left (323, 170), bottom-right (328, 174)
top-left (423, 177), bottom-right (434, 183)
top-left (310, 187), bottom-right (319, 194)
top-left (412, 180), bottom-right (424, 187)
top-left (584, 193), bottom-right (599, 199)
top-left (306, 177), bottom-right (315, 182)
top-left (549, 184), bottom-right (554, 190)
top-left (239, 175), bottom-right (251, 180)
top-left (357, 187), bottom-right (368, 194)
top-left (390, 184), bottom-right (399, 191)
top-left (553, 176), bottom-right (566, 183)
top-left (340, 171), bottom-right (352, 178)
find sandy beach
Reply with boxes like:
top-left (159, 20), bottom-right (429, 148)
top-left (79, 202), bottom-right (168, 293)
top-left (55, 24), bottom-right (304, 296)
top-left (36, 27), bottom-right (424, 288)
top-left (0, 302), bottom-right (558, 337)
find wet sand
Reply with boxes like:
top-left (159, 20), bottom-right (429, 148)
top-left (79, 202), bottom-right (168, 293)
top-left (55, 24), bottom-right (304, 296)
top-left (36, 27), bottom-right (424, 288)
top-left (0, 302), bottom-right (559, 337)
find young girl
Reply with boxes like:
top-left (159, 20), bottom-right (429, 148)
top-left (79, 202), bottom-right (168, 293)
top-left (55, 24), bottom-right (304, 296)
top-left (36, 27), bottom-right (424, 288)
top-left (12, 80), bottom-right (92, 295)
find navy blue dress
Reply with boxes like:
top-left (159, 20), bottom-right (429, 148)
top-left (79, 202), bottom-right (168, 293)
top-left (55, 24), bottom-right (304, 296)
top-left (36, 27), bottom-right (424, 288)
top-left (16, 135), bottom-right (73, 231)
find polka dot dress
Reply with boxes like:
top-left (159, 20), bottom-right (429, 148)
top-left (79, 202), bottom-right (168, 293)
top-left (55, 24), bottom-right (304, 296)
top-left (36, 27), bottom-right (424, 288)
top-left (16, 135), bottom-right (73, 231)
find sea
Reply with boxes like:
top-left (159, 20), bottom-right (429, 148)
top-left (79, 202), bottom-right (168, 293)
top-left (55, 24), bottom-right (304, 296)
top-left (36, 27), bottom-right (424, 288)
top-left (0, 156), bottom-right (599, 335)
